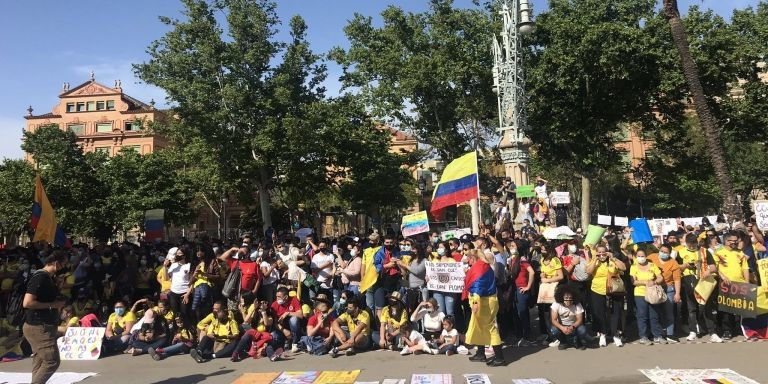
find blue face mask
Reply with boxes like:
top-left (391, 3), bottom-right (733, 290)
top-left (659, 252), bottom-right (670, 261)
top-left (115, 307), bottom-right (126, 316)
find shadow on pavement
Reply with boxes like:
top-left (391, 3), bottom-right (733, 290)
top-left (150, 369), bottom-right (235, 384)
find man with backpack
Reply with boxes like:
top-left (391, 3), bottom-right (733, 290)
top-left (22, 250), bottom-right (68, 384)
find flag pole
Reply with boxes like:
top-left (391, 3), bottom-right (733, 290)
top-left (476, 149), bottom-right (482, 226)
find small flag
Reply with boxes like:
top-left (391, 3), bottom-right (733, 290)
top-left (430, 151), bottom-right (479, 213)
top-left (30, 175), bottom-right (70, 248)
top-left (145, 209), bottom-right (165, 241)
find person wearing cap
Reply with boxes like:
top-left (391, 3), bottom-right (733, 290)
top-left (378, 291), bottom-right (408, 350)
top-left (164, 246), bottom-right (193, 320)
top-left (300, 294), bottom-right (336, 355)
top-left (22, 250), bottom-right (68, 384)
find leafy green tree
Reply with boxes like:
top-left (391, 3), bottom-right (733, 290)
top-left (0, 159), bottom-right (35, 237)
top-left (524, 0), bottom-right (660, 228)
top-left (331, 0), bottom-right (497, 162)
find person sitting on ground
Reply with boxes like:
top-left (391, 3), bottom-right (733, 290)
top-left (104, 300), bottom-right (136, 354)
top-left (129, 309), bottom-right (168, 356)
top-left (57, 306), bottom-right (80, 335)
top-left (330, 296), bottom-right (370, 357)
top-left (436, 316), bottom-right (460, 355)
top-left (153, 299), bottom-right (175, 323)
top-left (271, 286), bottom-right (304, 353)
top-left (550, 285), bottom-right (588, 350)
top-left (149, 315), bottom-right (196, 361)
top-left (379, 291), bottom-right (408, 350)
top-left (399, 321), bottom-right (435, 355)
top-left (410, 298), bottom-right (445, 341)
top-left (190, 304), bottom-right (240, 363)
top-left (300, 294), bottom-right (336, 355)
top-left (196, 301), bottom-right (225, 341)
top-left (231, 296), bottom-right (283, 362)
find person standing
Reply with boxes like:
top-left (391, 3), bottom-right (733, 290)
top-left (22, 250), bottom-right (67, 384)
top-left (464, 236), bottom-right (504, 367)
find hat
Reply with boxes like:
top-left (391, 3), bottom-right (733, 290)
top-left (166, 247), bottom-right (178, 259)
top-left (368, 233), bottom-right (380, 242)
top-left (389, 291), bottom-right (403, 303)
top-left (314, 293), bottom-right (332, 306)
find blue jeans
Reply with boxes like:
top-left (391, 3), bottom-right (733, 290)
top-left (347, 284), bottom-right (360, 295)
top-left (513, 288), bottom-right (531, 338)
top-left (278, 316), bottom-right (302, 345)
top-left (365, 287), bottom-right (375, 310)
top-left (132, 337), bottom-right (167, 353)
top-left (663, 286), bottom-right (677, 337)
top-left (161, 342), bottom-right (190, 356)
top-left (431, 291), bottom-right (457, 317)
top-left (634, 296), bottom-right (662, 339)
top-left (550, 324), bottom-right (587, 344)
top-left (192, 283), bottom-right (211, 311)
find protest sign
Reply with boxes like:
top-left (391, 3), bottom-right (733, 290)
top-left (629, 218), bottom-right (653, 243)
top-left (441, 228), bottom-right (471, 241)
top-left (717, 281), bottom-right (758, 318)
top-left (426, 262), bottom-right (465, 293)
top-left (613, 216), bottom-right (629, 227)
top-left (56, 327), bottom-right (106, 360)
top-left (754, 200), bottom-right (768, 230)
top-left (411, 374), bottom-right (453, 384)
top-left (401, 211), bottom-right (429, 237)
top-left (273, 372), bottom-right (319, 384)
top-left (597, 215), bottom-right (612, 226)
top-left (316, 371), bottom-right (361, 384)
top-left (549, 192), bottom-right (570, 205)
top-left (584, 225), bottom-right (606, 246)
top-left (516, 185), bottom-right (535, 198)
top-left (231, 372), bottom-right (281, 384)
top-left (759, 259), bottom-right (768, 295)
top-left (640, 369), bottom-right (759, 384)
top-left (463, 374), bottom-right (491, 384)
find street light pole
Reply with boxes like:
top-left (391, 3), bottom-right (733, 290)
top-left (418, 176), bottom-right (427, 211)
top-left (633, 167), bottom-right (648, 218)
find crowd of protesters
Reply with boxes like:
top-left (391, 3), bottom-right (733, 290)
top-left (1, 199), bottom-right (766, 374)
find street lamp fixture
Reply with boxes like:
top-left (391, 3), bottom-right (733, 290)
top-left (418, 176), bottom-right (427, 192)
top-left (632, 166), bottom-right (649, 218)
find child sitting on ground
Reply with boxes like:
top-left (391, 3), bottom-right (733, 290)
top-left (399, 322), bottom-right (435, 355)
top-left (436, 316), bottom-right (460, 355)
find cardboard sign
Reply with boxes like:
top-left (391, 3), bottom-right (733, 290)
top-left (232, 372), bottom-right (281, 384)
top-left (597, 215), bottom-right (612, 226)
top-left (273, 372), bottom-right (319, 384)
top-left (463, 374), bottom-right (491, 384)
top-left (316, 371), bottom-right (361, 384)
top-left (629, 218), bottom-right (654, 243)
top-left (411, 375), bottom-right (453, 384)
top-left (759, 259), bottom-right (768, 295)
top-left (717, 281), bottom-right (758, 318)
top-left (426, 262), bottom-right (466, 293)
top-left (614, 216), bottom-right (629, 227)
top-left (549, 192), bottom-right (570, 205)
top-left (516, 185), bottom-right (535, 198)
top-left (754, 200), bottom-right (768, 230)
top-left (56, 327), bottom-right (106, 360)
top-left (401, 211), bottom-right (430, 237)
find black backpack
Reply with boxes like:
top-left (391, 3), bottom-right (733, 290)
top-left (6, 269), bottom-right (36, 326)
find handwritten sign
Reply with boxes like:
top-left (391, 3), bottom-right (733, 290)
top-left (516, 185), bottom-right (535, 198)
top-left (401, 211), bottom-right (430, 237)
top-left (56, 327), bottom-right (106, 360)
top-left (412, 374), bottom-right (453, 384)
top-left (614, 216), bottom-right (629, 227)
top-left (315, 371), bottom-right (361, 384)
top-left (754, 200), bottom-right (768, 230)
top-left (717, 281), bottom-right (758, 318)
top-left (549, 192), bottom-right (570, 205)
top-left (426, 262), bottom-right (466, 293)
top-left (758, 259), bottom-right (768, 295)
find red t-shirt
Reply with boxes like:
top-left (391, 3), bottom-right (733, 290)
top-left (271, 297), bottom-right (302, 318)
top-left (307, 311), bottom-right (335, 338)
top-left (562, 254), bottom-right (578, 281)
top-left (451, 251), bottom-right (463, 263)
top-left (228, 259), bottom-right (261, 292)
top-left (514, 259), bottom-right (532, 288)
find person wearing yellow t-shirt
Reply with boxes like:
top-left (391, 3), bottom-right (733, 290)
top-left (714, 231), bottom-right (751, 339)
top-left (153, 299), bottom-right (176, 322)
top-left (629, 250), bottom-right (664, 344)
top-left (678, 233), bottom-right (721, 342)
top-left (57, 306), bottom-right (80, 335)
top-left (330, 296), bottom-right (370, 357)
top-left (104, 301), bottom-right (137, 354)
top-left (586, 244), bottom-right (627, 348)
top-left (190, 306), bottom-right (240, 362)
top-left (538, 247), bottom-right (563, 345)
top-left (156, 264), bottom-right (171, 298)
top-left (378, 292), bottom-right (408, 349)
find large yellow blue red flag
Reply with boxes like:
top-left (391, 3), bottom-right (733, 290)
top-left (430, 151), bottom-right (479, 213)
top-left (30, 175), bottom-right (70, 247)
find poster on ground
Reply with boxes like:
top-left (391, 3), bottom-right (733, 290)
top-left (231, 372), bottom-right (281, 384)
top-left (639, 368), bottom-right (759, 384)
top-left (401, 211), bottom-right (430, 237)
top-left (463, 374), bottom-right (491, 384)
top-left (411, 374), bottom-right (453, 384)
top-left (56, 327), bottom-right (106, 360)
top-left (717, 281), bottom-right (758, 318)
top-left (426, 262), bottom-right (465, 293)
top-left (315, 371), bottom-right (362, 384)
top-left (273, 371), bottom-right (319, 384)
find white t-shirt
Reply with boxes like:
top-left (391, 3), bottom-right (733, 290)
top-left (311, 252), bottom-right (334, 287)
top-left (168, 262), bottom-right (191, 294)
top-left (408, 330), bottom-right (427, 346)
top-left (278, 251), bottom-right (295, 264)
top-left (411, 308), bottom-right (445, 333)
top-left (441, 328), bottom-right (459, 345)
top-left (551, 302), bottom-right (584, 326)
top-left (534, 184), bottom-right (548, 199)
top-left (260, 261), bottom-right (280, 285)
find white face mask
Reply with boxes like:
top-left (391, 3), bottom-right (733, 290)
top-left (401, 245), bottom-right (411, 252)
top-left (636, 256), bottom-right (647, 265)
top-left (350, 249), bottom-right (358, 257)
top-left (437, 248), bottom-right (446, 256)
top-left (568, 245), bottom-right (578, 254)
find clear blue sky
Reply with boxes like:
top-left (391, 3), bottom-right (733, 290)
top-left (0, 0), bottom-right (759, 159)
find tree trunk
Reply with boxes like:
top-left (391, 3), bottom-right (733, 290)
top-left (257, 167), bottom-right (272, 232)
top-left (663, 0), bottom-right (743, 222)
top-left (470, 198), bottom-right (480, 235)
top-left (581, 175), bottom-right (590, 231)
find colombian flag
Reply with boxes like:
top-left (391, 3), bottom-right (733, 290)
top-left (462, 259), bottom-right (496, 300)
top-left (144, 209), bottom-right (165, 241)
top-left (430, 151), bottom-right (479, 213)
top-left (30, 175), bottom-right (70, 248)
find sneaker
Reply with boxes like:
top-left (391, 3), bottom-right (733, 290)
top-left (469, 352), bottom-right (487, 362)
top-left (270, 347), bottom-right (284, 362)
top-left (666, 337), bottom-right (679, 344)
top-left (230, 352), bottom-right (241, 363)
top-left (557, 343), bottom-right (567, 350)
top-left (486, 357), bottom-right (505, 367)
top-left (446, 349), bottom-right (455, 356)
top-left (291, 344), bottom-right (300, 354)
top-left (686, 332), bottom-right (697, 342)
top-left (148, 347), bottom-right (161, 361)
top-left (548, 339), bottom-right (561, 348)
top-left (638, 337), bottom-right (652, 345)
top-left (345, 348), bottom-right (356, 356)
top-left (132, 349), bottom-right (143, 356)
top-left (578, 344), bottom-right (587, 351)
top-left (330, 347), bottom-right (339, 358)
top-left (423, 346), bottom-right (436, 355)
top-left (709, 334), bottom-right (724, 343)
top-left (598, 334), bottom-right (607, 347)
top-left (613, 337), bottom-right (623, 347)
top-left (190, 349), bottom-right (205, 363)
top-left (653, 337), bottom-right (666, 345)
top-left (400, 346), bottom-right (411, 356)
top-left (389, 344), bottom-right (396, 351)
top-left (722, 331), bottom-right (732, 340)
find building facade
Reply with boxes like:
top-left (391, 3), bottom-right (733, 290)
top-left (24, 75), bottom-right (167, 158)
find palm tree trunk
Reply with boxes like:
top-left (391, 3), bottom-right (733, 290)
top-left (663, 0), bottom-right (743, 222)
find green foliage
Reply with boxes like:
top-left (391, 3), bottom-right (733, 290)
top-left (0, 159), bottom-right (35, 236)
top-left (331, 0), bottom-right (497, 162)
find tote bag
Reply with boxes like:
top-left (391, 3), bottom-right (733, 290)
top-left (537, 281), bottom-right (558, 304)
top-left (645, 285), bottom-right (667, 305)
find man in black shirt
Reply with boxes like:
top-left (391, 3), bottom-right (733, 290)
top-left (22, 250), bottom-right (67, 384)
